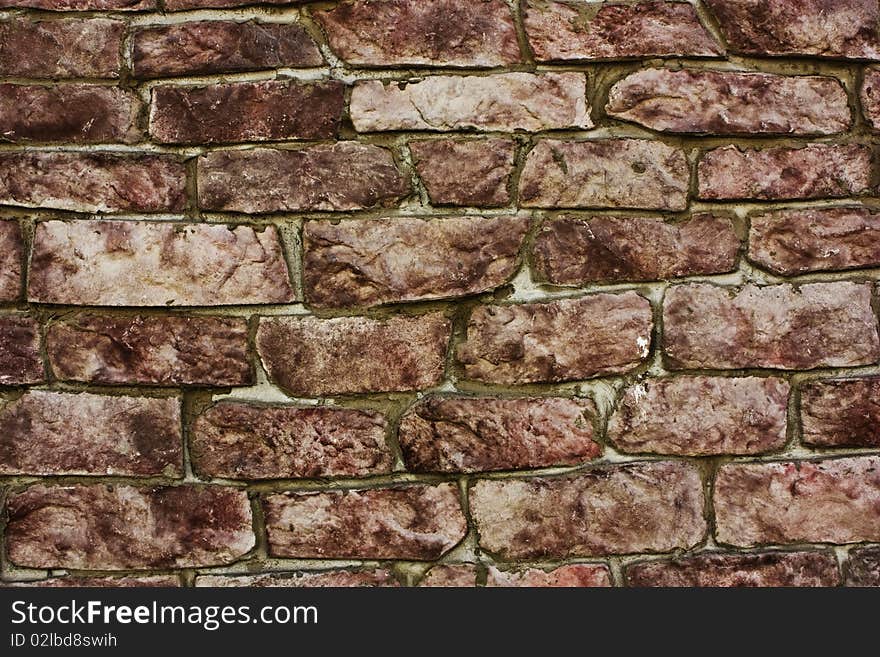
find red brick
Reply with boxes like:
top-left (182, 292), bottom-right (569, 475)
top-left (457, 293), bottom-right (653, 385)
top-left (524, 0), bottom-right (722, 62)
top-left (196, 570), bottom-right (398, 587)
top-left (0, 0), bottom-right (153, 9)
top-left (626, 551), bottom-right (840, 587)
top-left (608, 69), bottom-right (851, 135)
top-left (715, 457), bottom-right (880, 546)
top-left (0, 316), bottom-right (44, 386)
top-left (608, 377), bottom-right (789, 456)
top-left (28, 220), bottom-right (294, 307)
top-left (46, 314), bottom-right (252, 386)
top-left (0, 391), bottom-right (181, 476)
top-left (0, 18), bottom-right (123, 78)
top-left (862, 67), bottom-right (880, 129)
top-left (264, 484), bottom-right (467, 560)
top-left (398, 396), bottom-right (599, 473)
top-left (198, 144), bottom-right (410, 213)
top-left (0, 220), bottom-right (23, 302)
top-left (5, 576), bottom-right (179, 587)
top-left (132, 21), bottom-right (322, 79)
top-left (257, 313), bottom-right (451, 396)
top-left (302, 215), bottom-right (528, 308)
top-left (801, 377), bottom-right (880, 448)
top-left (487, 564), bottom-right (612, 587)
top-left (6, 485), bottom-right (254, 569)
top-left (470, 461), bottom-right (705, 558)
top-left (315, 0), bottom-right (520, 67)
top-left (663, 282), bottom-right (880, 370)
top-left (150, 80), bottom-right (344, 144)
top-left (533, 214), bottom-right (739, 285)
top-left (847, 546), bottom-right (880, 586)
top-left (191, 402), bottom-right (393, 479)
top-left (165, 0), bottom-right (302, 9)
top-left (0, 84), bottom-right (139, 143)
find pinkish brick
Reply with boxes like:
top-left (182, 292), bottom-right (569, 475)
top-left (5, 576), bottom-right (180, 587)
top-left (0, 220), bottom-right (23, 302)
top-left (862, 67), bottom-right (880, 129)
top-left (419, 564), bottom-right (478, 587)
top-left (0, 316), bottom-right (44, 386)
top-left (847, 546), bottom-right (880, 586)
top-left (487, 564), bottom-right (612, 587)
top-left (0, 0), bottom-right (153, 9)
top-left (196, 570), bottom-right (398, 587)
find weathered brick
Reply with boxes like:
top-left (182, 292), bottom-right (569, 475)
top-left (132, 21), bottom-right (322, 79)
top-left (0, 18), bottom-right (123, 78)
top-left (457, 292), bottom-right (652, 385)
top-left (698, 144), bottom-right (873, 200)
top-left (302, 215), bottom-right (529, 308)
top-left (257, 313), bottom-right (450, 396)
top-left (315, 0), bottom-right (520, 67)
top-left (191, 402), bottom-right (392, 479)
top-left (0, 316), bottom-right (43, 385)
top-left (487, 564), bottom-right (612, 587)
top-left (6, 485), bottom-right (254, 569)
top-left (0, 220), bottom-right (23, 301)
top-left (524, 0), bottom-right (723, 62)
top-left (196, 570), bottom-right (398, 588)
top-left (410, 139), bottom-right (515, 207)
top-left (520, 139), bottom-right (689, 210)
top-left (715, 457), bottom-right (880, 546)
top-left (0, 391), bottom-right (181, 476)
top-left (663, 282), bottom-right (880, 370)
top-left (749, 207), bottom-right (880, 275)
top-left (862, 67), bottom-right (880, 128)
top-left (398, 396), bottom-right (599, 473)
top-left (164, 0), bottom-right (301, 9)
top-left (801, 377), bottom-right (880, 448)
top-left (608, 377), bottom-right (789, 456)
top-left (46, 314), bottom-right (252, 386)
top-left (350, 73), bottom-right (591, 132)
top-left (0, 152), bottom-right (186, 213)
top-left (0, 84), bottom-right (138, 144)
top-left (533, 214), bottom-right (739, 285)
top-left (705, 0), bottom-right (880, 59)
top-left (6, 577), bottom-right (179, 587)
top-left (847, 547), bottom-right (880, 586)
top-left (419, 564), bottom-right (478, 587)
top-left (470, 462), bottom-right (705, 558)
top-left (626, 551), bottom-right (840, 587)
top-left (264, 484), bottom-right (467, 560)
top-left (607, 69), bottom-right (851, 135)
top-left (198, 144), bottom-right (410, 213)
top-left (150, 80), bottom-right (344, 144)
top-left (0, 0), bottom-right (153, 9)
top-left (29, 220), bottom-right (294, 307)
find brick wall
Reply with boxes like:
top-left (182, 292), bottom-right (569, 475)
top-left (1, 0), bottom-right (880, 588)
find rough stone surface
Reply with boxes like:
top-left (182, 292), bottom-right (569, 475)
top-left (715, 457), bottom-right (880, 546)
top-left (749, 207), bottom-right (880, 275)
top-left (608, 377), bottom-right (789, 456)
top-left (698, 144), bottom-right (873, 200)
top-left (607, 69), bottom-right (851, 135)
top-left (264, 484), bottom-right (467, 560)
top-left (150, 80), bottom-right (344, 144)
top-left (198, 144), bottom-right (410, 213)
top-left (847, 547), bottom-right (880, 586)
top-left (663, 282), bottom-right (880, 370)
top-left (398, 396), bottom-right (599, 473)
top-left (520, 139), bottom-right (689, 210)
top-left (46, 314), bottom-right (252, 386)
top-left (0, 220), bottom-right (23, 302)
top-left (419, 564), bottom-right (478, 587)
top-left (196, 570), bottom-right (398, 587)
top-left (132, 21), bottom-right (322, 78)
top-left (0, 84), bottom-right (138, 144)
top-left (257, 313), bottom-right (451, 396)
top-left (191, 402), bottom-right (392, 479)
top-left (350, 73), bottom-right (591, 132)
top-left (470, 462), bottom-right (706, 558)
top-left (0, 0), bottom-right (153, 10)
top-left (705, 0), bottom-right (880, 59)
top-left (487, 564), bottom-right (612, 587)
top-left (164, 0), bottom-right (302, 10)
top-left (533, 214), bottom-right (739, 285)
top-left (457, 292), bottom-right (653, 385)
top-left (302, 215), bottom-right (528, 308)
top-left (5, 576), bottom-right (179, 587)
top-left (626, 551), bottom-right (841, 587)
top-left (862, 67), bottom-right (880, 128)
top-left (801, 377), bottom-right (880, 447)
top-left (0, 391), bottom-right (182, 476)
top-left (0, 152), bottom-right (186, 213)
top-left (315, 0), bottom-right (520, 67)
top-left (28, 220), bottom-right (294, 307)
top-left (0, 18), bottom-right (123, 78)
top-left (524, 0), bottom-right (723, 62)
top-left (6, 485), bottom-right (255, 569)
top-left (0, 316), bottom-right (44, 385)
top-left (409, 139), bottom-right (515, 207)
